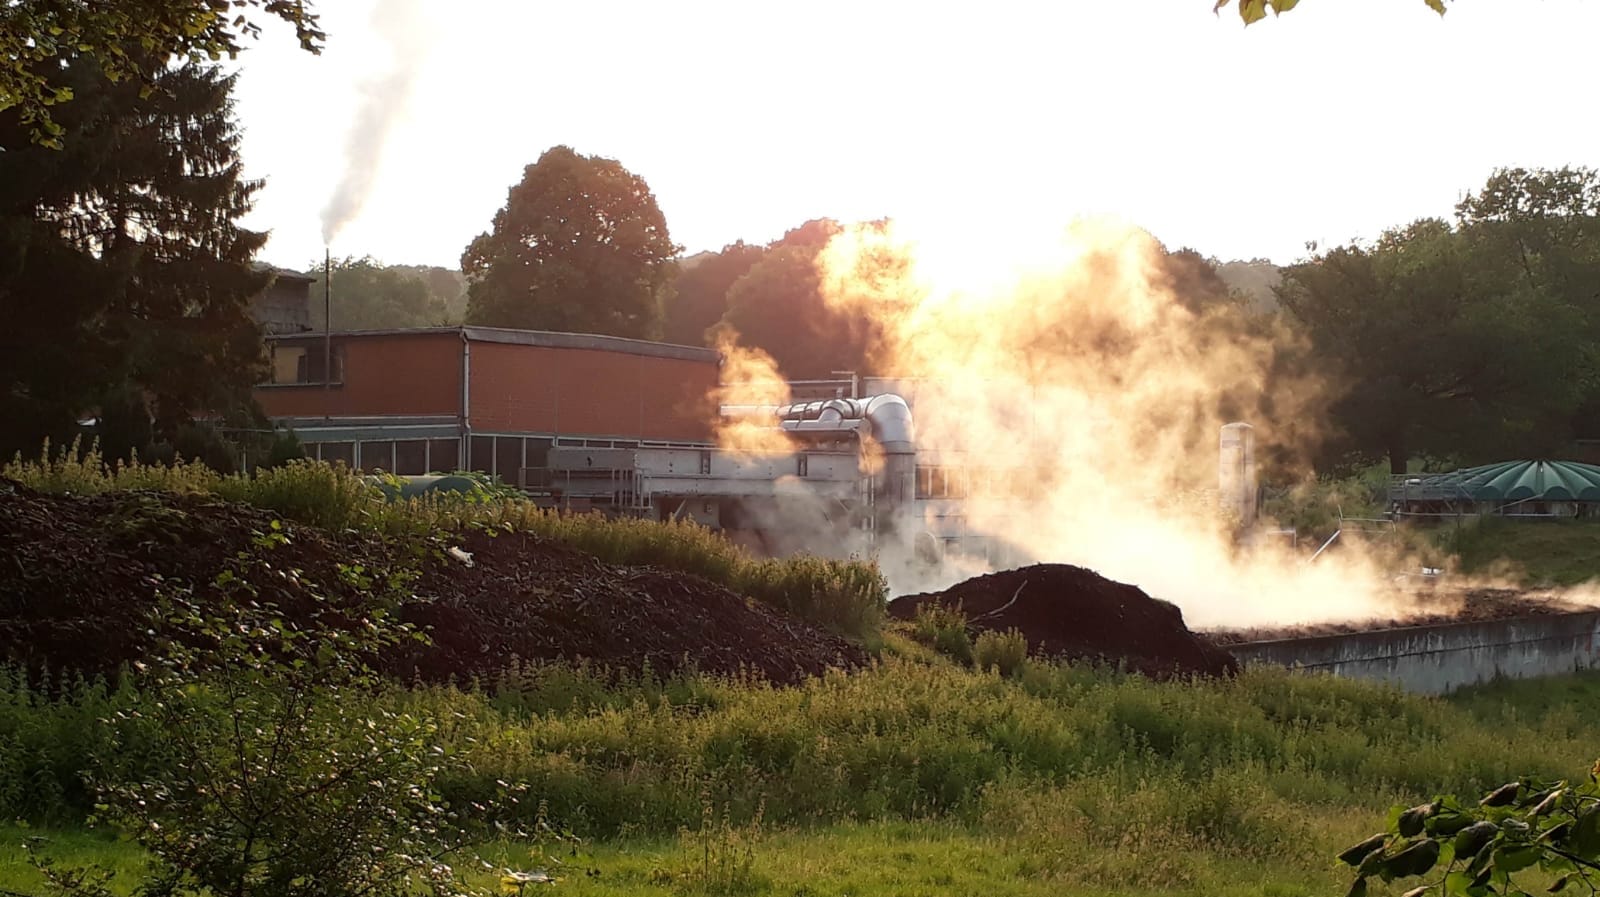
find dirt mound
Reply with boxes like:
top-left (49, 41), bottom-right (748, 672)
top-left (0, 481), bottom-right (863, 685)
top-left (1206, 586), bottom-right (1597, 645)
top-left (889, 564), bottom-right (1239, 679)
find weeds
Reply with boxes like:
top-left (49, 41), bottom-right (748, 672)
top-left (3, 441), bottom-right (886, 637)
top-left (974, 628), bottom-right (1028, 678)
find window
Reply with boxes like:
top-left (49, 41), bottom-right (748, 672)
top-left (468, 436), bottom-right (494, 473)
top-left (395, 440), bottom-right (427, 476)
top-left (495, 437), bottom-right (523, 484)
top-left (266, 343), bottom-right (343, 385)
top-left (318, 442), bottom-right (354, 467)
top-left (428, 439), bottom-right (459, 473)
top-left (357, 440), bottom-right (396, 473)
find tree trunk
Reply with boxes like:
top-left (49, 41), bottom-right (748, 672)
top-left (1388, 433), bottom-right (1407, 476)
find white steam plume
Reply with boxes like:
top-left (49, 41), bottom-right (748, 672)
top-left (319, 0), bottom-right (429, 247)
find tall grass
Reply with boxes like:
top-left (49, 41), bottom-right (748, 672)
top-left (12, 654), bottom-right (1590, 844)
top-left (6, 658), bottom-right (1593, 889)
top-left (2, 441), bottom-right (886, 637)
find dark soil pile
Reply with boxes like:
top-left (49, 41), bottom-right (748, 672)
top-left (0, 481), bottom-right (863, 685)
top-left (1206, 586), bottom-right (1596, 645)
top-left (889, 564), bottom-right (1239, 679)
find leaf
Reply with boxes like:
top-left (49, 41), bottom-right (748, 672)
top-left (1240, 0), bottom-right (1268, 24)
top-left (1572, 808), bottom-right (1600, 855)
top-left (1492, 845), bottom-right (1541, 875)
top-left (1340, 833), bottom-right (1391, 867)
top-left (1400, 803), bottom-right (1437, 838)
top-left (1403, 887), bottom-right (1433, 897)
top-left (1347, 877), bottom-right (1369, 897)
top-left (1482, 783), bottom-right (1521, 807)
top-left (1549, 874), bottom-right (1572, 893)
top-left (1455, 822), bottom-right (1499, 860)
top-left (1425, 0), bottom-right (1446, 14)
top-left (1269, 0), bottom-right (1301, 12)
top-left (1387, 839), bottom-right (1443, 879)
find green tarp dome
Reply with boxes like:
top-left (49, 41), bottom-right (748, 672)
top-left (1409, 460), bottom-right (1600, 502)
top-left (366, 474), bottom-right (487, 502)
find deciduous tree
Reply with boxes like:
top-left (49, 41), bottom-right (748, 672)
top-left (462, 146), bottom-right (678, 340)
top-left (1, 1), bottom-right (323, 147)
top-left (303, 256), bottom-right (452, 331)
top-left (662, 241), bottom-right (767, 346)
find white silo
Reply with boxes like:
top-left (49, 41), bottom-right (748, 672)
top-left (1219, 422), bottom-right (1257, 527)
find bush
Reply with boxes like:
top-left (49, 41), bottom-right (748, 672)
top-left (974, 628), bottom-right (1028, 678)
top-left (911, 604), bottom-right (974, 665)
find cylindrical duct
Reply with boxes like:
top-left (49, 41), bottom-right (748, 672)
top-left (1219, 422), bottom-right (1257, 528)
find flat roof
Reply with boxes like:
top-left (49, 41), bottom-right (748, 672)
top-left (265, 326), bottom-right (720, 364)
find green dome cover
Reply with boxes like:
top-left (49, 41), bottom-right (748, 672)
top-left (1407, 460), bottom-right (1600, 502)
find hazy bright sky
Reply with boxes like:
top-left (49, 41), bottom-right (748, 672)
top-left (227, 0), bottom-right (1600, 273)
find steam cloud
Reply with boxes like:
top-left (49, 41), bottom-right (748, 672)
top-left (718, 215), bottom-right (1426, 629)
top-left (319, 0), bottom-right (429, 247)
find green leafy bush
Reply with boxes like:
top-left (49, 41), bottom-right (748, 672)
top-left (1337, 762), bottom-right (1600, 897)
top-left (911, 604), bottom-right (973, 665)
top-left (23, 541), bottom-right (528, 897)
top-left (974, 628), bottom-right (1028, 678)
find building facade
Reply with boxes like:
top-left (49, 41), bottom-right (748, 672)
top-left (255, 327), bottom-right (721, 485)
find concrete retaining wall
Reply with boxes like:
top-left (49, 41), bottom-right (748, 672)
top-left (1227, 611), bottom-right (1600, 694)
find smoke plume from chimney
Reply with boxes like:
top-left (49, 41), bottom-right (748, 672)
top-left (319, 0), bottom-right (429, 247)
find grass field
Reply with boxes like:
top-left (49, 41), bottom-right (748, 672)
top-left (1446, 515), bottom-right (1600, 587)
top-left (5, 665), bottom-right (1597, 897)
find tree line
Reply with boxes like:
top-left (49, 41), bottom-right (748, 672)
top-left (4, 6), bottom-right (1594, 480)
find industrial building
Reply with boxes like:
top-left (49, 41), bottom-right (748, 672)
top-left (255, 327), bottom-right (719, 485)
top-left (1389, 460), bottom-right (1600, 519)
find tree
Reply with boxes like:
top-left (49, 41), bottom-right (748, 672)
top-left (1215, 0), bottom-right (1447, 26)
top-left (303, 256), bottom-right (451, 331)
top-left (0, 55), bottom-right (272, 459)
top-left (1277, 218), bottom-right (1588, 474)
top-left (1, 1), bottom-right (323, 147)
top-left (662, 241), bottom-right (767, 346)
top-left (715, 219), bottom-right (885, 379)
top-left (1337, 764), bottom-right (1600, 897)
top-left (462, 146), bottom-right (678, 339)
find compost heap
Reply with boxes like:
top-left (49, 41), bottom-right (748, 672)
top-left (0, 481), bottom-right (863, 685)
top-left (890, 563), bottom-right (1239, 678)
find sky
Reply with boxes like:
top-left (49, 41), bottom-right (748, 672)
top-left (226, 0), bottom-right (1600, 273)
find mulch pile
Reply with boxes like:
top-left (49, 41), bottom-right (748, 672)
top-left (888, 563), bottom-right (1240, 679)
top-left (0, 480), bottom-right (863, 686)
top-left (1205, 586), bottom-right (1597, 645)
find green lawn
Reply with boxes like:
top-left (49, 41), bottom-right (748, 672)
top-left (1447, 516), bottom-right (1600, 586)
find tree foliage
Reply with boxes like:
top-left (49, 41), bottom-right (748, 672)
top-left (0, 55), bottom-right (272, 460)
top-left (713, 218), bottom-right (888, 379)
top-left (1277, 169), bottom-right (1600, 474)
top-left (1338, 762), bottom-right (1600, 897)
top-left (303, 256), bottom-right (455, 331)
top-left (1215, 0), bottom-right (1447, 26)
top-left (1, 1), bottom-right (323, 148)
top-left (462, 146), bottom-right (678, 339)
top-left (662, 241), bottom-right (767, 346)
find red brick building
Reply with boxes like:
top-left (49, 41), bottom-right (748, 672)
top-left (255, 327), bottom-right (721, 483)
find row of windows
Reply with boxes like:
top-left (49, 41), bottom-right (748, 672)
top-left (915, 466), bottom-right (1030, 500)
top-left (305, 435), bottom-right (557, 482)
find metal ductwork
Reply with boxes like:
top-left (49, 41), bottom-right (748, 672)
top-left (759, 394), bottom-right (916, 454)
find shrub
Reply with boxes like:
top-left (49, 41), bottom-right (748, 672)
top-left (911, 604), bottom-right (974, 666)
top-left (974, 628), bottom-right (1028, 678)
